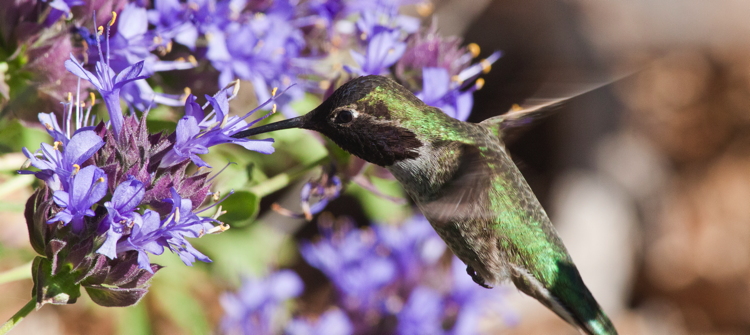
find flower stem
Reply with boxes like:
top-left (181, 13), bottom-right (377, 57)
top-left (0, 298), bottom-right (37, 335)
top-left (0, 262), bottom-right (32, 286)
top-left (249, 154), bottom-right (329, 197)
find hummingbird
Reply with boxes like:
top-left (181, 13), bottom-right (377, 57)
top-left (232, 75), bottom-right (618, 335)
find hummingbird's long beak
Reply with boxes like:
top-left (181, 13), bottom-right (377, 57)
top-left (231, 115), bottom-right (307, 138)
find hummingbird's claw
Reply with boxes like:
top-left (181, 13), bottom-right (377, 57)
top-left (466, 265), bottom-right (492, 289)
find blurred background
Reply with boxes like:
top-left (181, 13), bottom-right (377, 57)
top-left (2, 0), bottom-right (750, 334)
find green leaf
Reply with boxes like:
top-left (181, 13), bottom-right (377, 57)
top-left (85, 286), bottom-right (149, 307)
top-left (0, 118), bottom-right (49, 153)
top-left (220, 191), bottom-right (259, 226)
top-left (31, 256), bottom-right (82, 306)
top-left (347, 176), bottom-right (409, 223)
top-left (144, 119), bottom-right (178, 134)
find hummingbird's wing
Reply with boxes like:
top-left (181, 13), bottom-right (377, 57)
top-left (480, 74), bottom-right (630, 141)
top-left (417, 139), bottom-right (617, 335)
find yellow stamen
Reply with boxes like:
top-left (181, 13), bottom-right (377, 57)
top-left (207, 222), bottom-right (230, 234)
top-left (319, 81), bottom-right (331, 90)
top-left (475, 78), bottom-right (485, 90)
top-left (331, 36), bottom-right (342, 48)
top-left (89, 92), bottom-right (96, 106)
top-left (416, 2), bottom-right (434, 17)
top-left (72, 164), bottom-right (81, 174)
top-left (97, 26), bottom-right (104, 36)
top-left (109, 11), bottom-right (117, 26)
top-left (231, 80), bottom-right (241, 97)
top-left (188, 2), bottom-right (199, 10)
top-left (175, 209), bottom-right (181, 223)
top-left (97, 177), bottom-right (105, 183)
top-left (81, 40), bottom-right (89, 64)
top-left (253, 40), bottom-right (265, 52)
top-left (181, 87), bottom-right (191, 103)
top-left (153, 35), bottom-right (163, 45)
top-left (187, 55), bottom-right (197, 66)
top-left (480, 59), bottom-right (492, 73)
top-left (164, 41), bottom-right (173, 54)
top-left (271, 87), bottom-right (278, 97)
top-left (510, 103), bottom-right (523, 111)
top-left (211, 205), bottom-right (225, 220)
top-left (220, 114), bottom-right (228, 128)
top-left (45, 123), bottom-right (54, 130)
top-left (175, 57), bottom-right (185, 62)
top-left (53, 141), bottom-right (62, 150)
top-left (66, 92), bottom-right (72, 102)
top-left (451, 75), bottom-right (462, 83)
top-left (213, 192), bottom-right (221, 201)
top-left (360, 32), bottom-right (367, 40)
top-left (467, 43), bottom-right (481, 57)
top-left (80, 102), bottom-right (86, 108)
top-left (272, 104), bottom-right (277, 114)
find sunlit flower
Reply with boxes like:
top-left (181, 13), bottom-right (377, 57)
top-left (48, 165), bottom-right (108, 233)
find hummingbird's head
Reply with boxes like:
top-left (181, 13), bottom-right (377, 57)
top-left (234, 75), bottom-right (428, 166)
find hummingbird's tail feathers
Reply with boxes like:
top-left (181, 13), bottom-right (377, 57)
top-left (580, 314), bottom-right (619, 335)
top-left (509, 263), bottom-right (618, 335)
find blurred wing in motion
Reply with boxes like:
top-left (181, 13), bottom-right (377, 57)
top-left (481, 73), bottom-right (633, 140)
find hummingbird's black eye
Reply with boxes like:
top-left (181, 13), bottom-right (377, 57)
top-left (333, 109), bottom-right (354, 124)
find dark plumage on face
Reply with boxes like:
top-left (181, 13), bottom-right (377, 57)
top-left (302, 76), bottom-right (424, 166)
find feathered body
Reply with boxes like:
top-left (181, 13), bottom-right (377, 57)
top-left (233, 75), bottom-right (617, 335)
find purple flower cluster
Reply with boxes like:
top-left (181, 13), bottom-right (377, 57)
top-left (19, 16), bottom-right (281, 307)
top-left (219, 215), bottom-right (514, 335)
top-left (295, 215), bottom-right (510, 334)
top-left (220, 270), bottom-right (304, 335)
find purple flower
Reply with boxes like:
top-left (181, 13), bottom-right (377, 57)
top-left (286, 309), bottom-right (353, 335)
top-left (395, 27), bottom-right (472, 82)
top-left (415, 51), bottom-right (502, 121)
top-left (299, 174), bottom-right (342, 219)
top-left (445, 258), bottom-right (517, 335)
top-left (205, 5), bottom-right (306, 110)
top-left (115, 209), bottom-right (169, 272)
top-left (148, 0), bottom-right (238, 50)
top-left (221, 270), bottom-right (304, 335)
top-left (376, 215), bottom-right (446, 284)
top-left (97, 177), bottom-right (146, 259)
top-left (349, 29), bottom-right (406, 76)
top-left (116, 188), bottom-right (215, 272)
top-left (37, 112), bottom-right (68, 145)
top-left (396, 286), bottom-right (445, 335)
top-left (148, 0), bottom-right (200, 49)
top-left (48, 165), bottom-right (108, 233)
top-left (417, 67), bottom-right (474, 121)
top-left (300, 221), bottom-right (396, 312)
top-left (42, 0), bottom-right (85, 25)
top-left (274, 165), bottom-right (342, 220)
top-left (77, 6), bottom-right (195, 110)
top-left (64, 54), bottom-right (148, 138)
top-left (21, 129), bottom-right (104, 191)
top-left (159, 83), bottom-right (278, 168)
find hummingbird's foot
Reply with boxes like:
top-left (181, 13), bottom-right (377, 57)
top-left (466, 265), bottom-right (492, 289)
